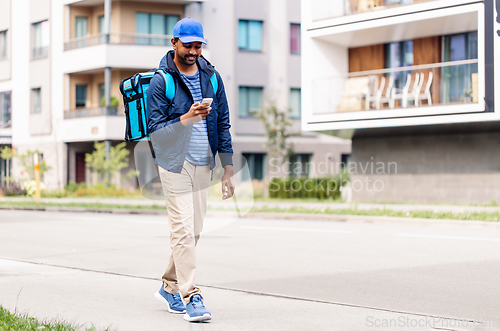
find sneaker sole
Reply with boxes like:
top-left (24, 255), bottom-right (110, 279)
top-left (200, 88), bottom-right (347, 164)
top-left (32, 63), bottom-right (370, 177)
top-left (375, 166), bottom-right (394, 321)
top-left (184, 313), bottom-right (212, 322)
top-left (154, 291), bottom-right (186, 314)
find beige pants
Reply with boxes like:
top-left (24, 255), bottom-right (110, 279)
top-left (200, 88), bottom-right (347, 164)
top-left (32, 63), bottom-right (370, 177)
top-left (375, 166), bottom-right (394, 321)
top-left (158, 161), bottom-right (211, 303)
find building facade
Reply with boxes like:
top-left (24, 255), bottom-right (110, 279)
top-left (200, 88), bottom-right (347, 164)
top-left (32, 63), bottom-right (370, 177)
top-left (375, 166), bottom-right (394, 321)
top-left (0, 0), bottom-right (350, 191)
top-left (302, 0), bottom-right (500, 203)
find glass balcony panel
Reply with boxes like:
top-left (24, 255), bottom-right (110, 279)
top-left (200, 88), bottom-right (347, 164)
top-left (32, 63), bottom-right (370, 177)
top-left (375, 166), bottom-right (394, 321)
top-left (312, 60), bottom-right (479, 115)
top-left (64, 33), bottom-right (172, 51)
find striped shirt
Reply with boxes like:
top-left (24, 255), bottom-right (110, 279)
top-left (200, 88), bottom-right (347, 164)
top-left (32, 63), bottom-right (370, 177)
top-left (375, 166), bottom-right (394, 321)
top-left (179, 71), bottom-right (211, 166)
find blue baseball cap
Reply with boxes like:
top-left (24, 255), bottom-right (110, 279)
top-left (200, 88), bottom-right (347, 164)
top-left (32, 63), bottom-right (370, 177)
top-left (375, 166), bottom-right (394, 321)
top-left (173, 17), bottom-right (207, 45)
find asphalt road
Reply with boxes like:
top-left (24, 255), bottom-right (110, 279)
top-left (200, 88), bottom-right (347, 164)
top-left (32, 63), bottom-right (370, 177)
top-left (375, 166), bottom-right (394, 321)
top-left (0, 210), bottom-right (499, 331)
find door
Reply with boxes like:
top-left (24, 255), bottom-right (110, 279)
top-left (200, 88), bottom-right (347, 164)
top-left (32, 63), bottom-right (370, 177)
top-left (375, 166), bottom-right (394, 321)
top-left (75, 153), bottom-right (86, 183)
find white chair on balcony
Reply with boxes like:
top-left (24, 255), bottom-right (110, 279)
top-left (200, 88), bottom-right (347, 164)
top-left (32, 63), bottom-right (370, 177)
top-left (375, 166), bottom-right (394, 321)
top-left (365, 75), bottom-right (384, 110)
top-left (415, 72), bottom-right (433, 107)
top-left (391, 73), bottom-right (413, 108)
top-left (406, 72), bottom-right (423, 107)
top-left (376, 76), bottom-right (394, 110)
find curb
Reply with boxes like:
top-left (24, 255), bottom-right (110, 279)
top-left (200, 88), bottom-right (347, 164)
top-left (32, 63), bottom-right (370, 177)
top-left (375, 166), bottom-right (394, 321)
top-left (1, 205), bottom-right (500, 229)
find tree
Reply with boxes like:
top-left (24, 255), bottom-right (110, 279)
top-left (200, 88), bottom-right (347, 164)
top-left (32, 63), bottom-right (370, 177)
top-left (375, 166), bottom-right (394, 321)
top-left (257, 102), bottom-right (297, 168)
top-left (0, 146), bottom-right (14, 188)
top-left (17, 149), bottom-right (51, 181)
top-left (85, 141), bottom-right (130, 186)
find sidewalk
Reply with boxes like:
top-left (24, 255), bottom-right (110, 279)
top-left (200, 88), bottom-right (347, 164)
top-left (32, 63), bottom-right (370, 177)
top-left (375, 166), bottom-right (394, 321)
top-left (2, 196), bottom-right (500, 213)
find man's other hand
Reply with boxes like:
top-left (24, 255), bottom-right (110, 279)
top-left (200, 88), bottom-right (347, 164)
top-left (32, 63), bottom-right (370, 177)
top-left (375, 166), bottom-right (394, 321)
top-left (221, 165), bottom-right (235, 200)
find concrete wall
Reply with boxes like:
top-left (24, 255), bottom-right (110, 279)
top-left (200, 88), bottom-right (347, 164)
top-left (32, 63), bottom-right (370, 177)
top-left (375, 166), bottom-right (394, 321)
top-left (351, 129), bottom-right (500, 203)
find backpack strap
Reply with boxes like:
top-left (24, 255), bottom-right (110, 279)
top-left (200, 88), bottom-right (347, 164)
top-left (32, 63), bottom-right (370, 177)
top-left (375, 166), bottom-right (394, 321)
top-left (156, 70), bottom-right (175, 102)
top-left (210, 73), bottom-right (218, 95)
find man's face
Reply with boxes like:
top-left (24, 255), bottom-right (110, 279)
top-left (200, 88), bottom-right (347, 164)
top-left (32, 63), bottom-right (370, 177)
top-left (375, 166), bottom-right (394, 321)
top-left (173, 39), bottom-right (203, 66)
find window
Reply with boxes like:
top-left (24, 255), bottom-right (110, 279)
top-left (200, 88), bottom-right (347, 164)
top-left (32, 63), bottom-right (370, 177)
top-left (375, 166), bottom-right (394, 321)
top-left (32, 21), bottom-right (49, 59)
top-left (341, 154), bottom-right (351, 169)
top-left (99, 83), bottom-right (105, 106)
top-left (75, 17), bottom-right (88, 38)
top-left (75, 85), bottom-right (87, 108)
top-left (289, 154), bottom-right (311, 178)
top-left (136, 13), bottom-right (179, 35)
top-left (442, 31), bottom-right (478, 103)
top-left (385, 40), bottom-right (413, 89)
top-left (289, 88), bottom-right (301, 119)
top-left (238, 20), bottom-right (263, 52)
top-left (0, 30), bottom-right (7, 60)
top-left (31, 88), bottom-right (41, 114)
top-left (242, 153), bottom-right (266, 181)
top-left (238, 86), bottom-right (263, 117)
top-left (0, 91), bottom-right (11, 129)
top-left (290, 23), bottom-right (300, 54)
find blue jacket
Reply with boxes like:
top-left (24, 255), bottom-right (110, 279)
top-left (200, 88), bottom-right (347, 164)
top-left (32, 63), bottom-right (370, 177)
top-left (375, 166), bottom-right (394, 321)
top-left (146, 50), bottom-right (233, 173)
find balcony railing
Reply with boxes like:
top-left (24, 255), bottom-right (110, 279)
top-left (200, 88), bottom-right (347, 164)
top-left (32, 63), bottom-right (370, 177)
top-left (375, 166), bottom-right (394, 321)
top-left (64, 33), bottom-right (173, 51)
top-left (311, 0), bottom-right (437, 21)
top-left (64, 106), bottom-right (125, 119)
top-left (312, 59), bottom-right (480, 114)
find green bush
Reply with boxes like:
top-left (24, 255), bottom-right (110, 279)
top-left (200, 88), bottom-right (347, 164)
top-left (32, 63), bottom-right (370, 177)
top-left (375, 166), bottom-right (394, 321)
top-left (65, 181), bottom-right (88, 193)
top-left (269, 175), bottom-right (348, 200)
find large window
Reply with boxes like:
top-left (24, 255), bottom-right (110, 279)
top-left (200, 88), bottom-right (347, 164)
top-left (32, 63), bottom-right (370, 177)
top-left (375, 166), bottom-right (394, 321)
top-left (75, 85), bottom-right (87, 108)
top-left (31, 88), bottom-right (41, 114)
top-left (290, 23), bottom-right (300, 55)
top-left (136, 13), bottom-right (179, 35)
top-left (75, 17), bottom-right (88, 38)
top-left (385, 40), bottom-right (413, 89)
top-left (0, 91), bottom-right (11, 129)
top-left (0, 30), bottom-right (7, 61)
top-left (289, 88), bottom-right (301, 119)
top-left (238, 20), bottom-right (263, 52)
top-left (32, 20), bottom-right (49, 60)
top-left (289, 154), bottom-right (312, 178)
top-left (442, 31), bottom-right (478, 103)
top-left (238, 86), bottom-right (263, 117)
top-left (242, 153), bottom-right (266, 181)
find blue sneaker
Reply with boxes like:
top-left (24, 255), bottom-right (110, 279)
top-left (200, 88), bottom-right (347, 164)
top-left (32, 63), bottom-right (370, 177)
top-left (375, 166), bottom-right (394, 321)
top-left (184, 294), bottom-right (212, 322)
top-left (154, 285), bottom-right (186, 314)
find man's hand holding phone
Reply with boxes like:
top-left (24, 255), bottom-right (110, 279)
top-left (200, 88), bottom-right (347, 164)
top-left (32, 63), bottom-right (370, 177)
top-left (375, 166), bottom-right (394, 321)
top-left (180, 98), bottom-right (212, 126)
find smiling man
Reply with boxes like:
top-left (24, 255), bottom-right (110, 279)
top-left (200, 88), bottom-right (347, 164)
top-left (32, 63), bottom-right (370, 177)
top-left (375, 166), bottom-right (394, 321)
top-left (146, 17), bottom-right (234, 323)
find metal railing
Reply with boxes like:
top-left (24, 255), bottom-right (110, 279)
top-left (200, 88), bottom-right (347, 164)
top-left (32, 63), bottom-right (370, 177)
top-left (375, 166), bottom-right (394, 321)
top-left (64, 33), bottom-right (173, 51)
top-left (64, 106), bottom-right (125, 119)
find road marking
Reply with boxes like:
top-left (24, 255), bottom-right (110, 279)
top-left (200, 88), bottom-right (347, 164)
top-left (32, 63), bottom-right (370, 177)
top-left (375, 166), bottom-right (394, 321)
top-left (239, 225), bottom-right (353, 234)
top-left (394, 233), bottom-right (500, 242)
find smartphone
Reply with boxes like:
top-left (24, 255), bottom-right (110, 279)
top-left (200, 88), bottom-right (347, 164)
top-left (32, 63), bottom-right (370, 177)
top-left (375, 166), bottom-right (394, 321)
top-left (201, 98), bottom-right (213, 108)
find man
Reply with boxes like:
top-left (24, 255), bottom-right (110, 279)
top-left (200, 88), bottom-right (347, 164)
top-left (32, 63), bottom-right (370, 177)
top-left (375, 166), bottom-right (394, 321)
top-left (146, 17), bottom-right (234, 323)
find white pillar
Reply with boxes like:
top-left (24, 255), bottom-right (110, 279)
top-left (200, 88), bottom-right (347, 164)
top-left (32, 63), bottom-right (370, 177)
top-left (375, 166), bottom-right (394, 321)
top-left (65, 74), bottom-right (70, 111)
top-left (65, 5), bottom-right (70, 42)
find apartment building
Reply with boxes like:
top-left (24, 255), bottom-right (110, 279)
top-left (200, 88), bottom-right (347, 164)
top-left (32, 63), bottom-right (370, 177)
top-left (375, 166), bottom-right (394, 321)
top-left (302, 0), bottom-right (500, 203)
top-left (0, 0), bottom-right (350, 190)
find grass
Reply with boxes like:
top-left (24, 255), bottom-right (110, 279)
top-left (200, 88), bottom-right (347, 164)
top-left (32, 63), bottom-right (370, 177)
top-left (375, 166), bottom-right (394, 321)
top-left (0, 305), bottom-right (105, 331)
top-left (1, 201), bottom-right (500, 222)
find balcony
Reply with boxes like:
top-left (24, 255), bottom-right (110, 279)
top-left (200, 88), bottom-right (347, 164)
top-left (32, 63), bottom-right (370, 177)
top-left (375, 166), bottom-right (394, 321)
top-left (62, 107), bottom-right (126, 142)
top-left (62, 33), bottom-right (177, 74)
top-left (312, 60), bottom-right (481, 117)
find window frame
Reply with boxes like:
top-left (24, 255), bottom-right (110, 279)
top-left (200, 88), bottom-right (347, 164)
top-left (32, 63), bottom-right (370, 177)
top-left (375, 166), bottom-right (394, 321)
top-left (289, 153), bottom-right (312, 178)
top-left (135, 12), bottom-right (180, 35)
top-left (238, 19), bottom-right (263, 52)
top-left (238, 86), bottom-right (264, 118)
top-left (75, 16), bottom-right (88, 38)
top-left (75, 85), bottom-right (88, 108)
